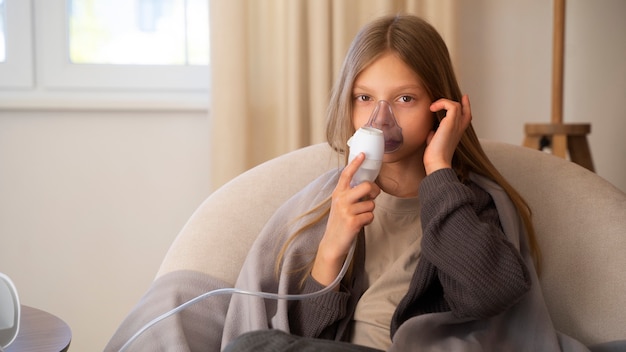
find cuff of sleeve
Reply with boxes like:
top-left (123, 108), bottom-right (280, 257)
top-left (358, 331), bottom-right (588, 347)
top-left (419, 168), bottom-right (474, 224)
top-left (301, 275), bottom-right (350, 317)
top-left (419, 168), bottom-right (459, 198)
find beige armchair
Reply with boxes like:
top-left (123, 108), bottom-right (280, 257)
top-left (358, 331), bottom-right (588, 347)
top-left (151, 140), bottom-right (625, 348)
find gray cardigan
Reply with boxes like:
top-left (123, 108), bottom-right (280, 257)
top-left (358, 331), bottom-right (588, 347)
top-left (285, 168), bottom-right (531, 342)
top-left (222, 168), bottom-right (589, 351)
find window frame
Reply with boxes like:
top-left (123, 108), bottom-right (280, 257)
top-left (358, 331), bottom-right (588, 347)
top-left (0, 0), bottom-right (34, 89)
top-left (0, 0), bottom-right (210, 111)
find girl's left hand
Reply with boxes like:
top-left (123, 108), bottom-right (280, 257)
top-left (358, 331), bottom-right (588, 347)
top-left (424, 94), bottom-right (472, 175)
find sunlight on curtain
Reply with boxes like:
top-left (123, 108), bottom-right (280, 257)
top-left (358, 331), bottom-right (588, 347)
top-left (209, 0), bottom-right (457, 190)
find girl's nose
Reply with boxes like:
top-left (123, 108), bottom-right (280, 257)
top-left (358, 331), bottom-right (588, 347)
top-left (364, 100), bottom-right (403, 153)
top-left (367, 100), bottom-right (397, 128)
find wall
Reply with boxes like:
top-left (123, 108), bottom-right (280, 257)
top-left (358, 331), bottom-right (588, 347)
top-left (0, 109), bottom-right (211, 350)
top-left (454, 0), bottom-right (626, 192)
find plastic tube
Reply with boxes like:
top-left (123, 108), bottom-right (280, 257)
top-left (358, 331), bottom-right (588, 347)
top-left (118, 241), bottom-right (357, 352)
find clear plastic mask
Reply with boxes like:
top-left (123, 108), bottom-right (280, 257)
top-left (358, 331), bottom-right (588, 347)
top-left (363, 100), bottom-right (403, 153)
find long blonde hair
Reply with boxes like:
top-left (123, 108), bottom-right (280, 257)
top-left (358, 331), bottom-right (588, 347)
top-left (276, 14), bottom-right (540, 279)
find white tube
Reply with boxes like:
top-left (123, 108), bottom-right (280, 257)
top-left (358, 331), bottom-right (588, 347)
top-left (118, 241), bottom-right (357, 352)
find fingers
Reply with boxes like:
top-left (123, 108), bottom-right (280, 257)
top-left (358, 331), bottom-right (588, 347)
top-left (338, 152), bottom-right (365, 189)
top-left (333, 179), bottom-right (380, 212)
top-left (365, 181), bottom-right (381, 200)
top-left (460, 94), bottom-right (472, 128)
top-left (332, 155), bottom-right (380, 232)
top-left (429, 95), bottom-right (473, 135)
top-left (430, 94), bottom-right (472, 121)
top-left (461, 94), bottom-right (471, 116)
top-left (430, 99), bottom-right (459, 115)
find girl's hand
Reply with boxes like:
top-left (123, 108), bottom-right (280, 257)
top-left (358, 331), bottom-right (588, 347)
top-left (311, 152), bottom-right (380, 286)
top-left (424, 94), bottom-right (473, 175)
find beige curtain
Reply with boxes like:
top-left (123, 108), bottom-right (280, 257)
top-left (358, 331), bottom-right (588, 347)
top-left (209, 0), bottom-right (457, 190)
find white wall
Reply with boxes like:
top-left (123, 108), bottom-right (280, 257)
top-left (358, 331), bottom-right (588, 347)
top-left (455, 0), bottom-right (626, 192)
top-left (0, 0), bottom-right (624, 350)
top-left (0, 109), bottom-right (211, 350)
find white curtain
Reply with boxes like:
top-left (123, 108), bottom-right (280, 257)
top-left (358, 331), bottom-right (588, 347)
top-left (209, 0), bottom-right (457, 190)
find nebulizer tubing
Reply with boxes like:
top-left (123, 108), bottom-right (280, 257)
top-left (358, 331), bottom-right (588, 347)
top-left (118, 241), bottom-right (357, 352)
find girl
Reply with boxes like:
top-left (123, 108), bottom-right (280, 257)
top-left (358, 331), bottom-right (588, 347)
top-left (222, 14), bottom-right (585, 352)
top-left (107, 14), bottom-right (591, 352)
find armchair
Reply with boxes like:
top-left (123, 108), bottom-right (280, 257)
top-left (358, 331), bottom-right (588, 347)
top-left (138, 140), bottom-right (626, 348)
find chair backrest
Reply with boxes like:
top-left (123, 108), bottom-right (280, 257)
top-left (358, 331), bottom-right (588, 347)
top-left (157, 140), bottom-right (626, 346)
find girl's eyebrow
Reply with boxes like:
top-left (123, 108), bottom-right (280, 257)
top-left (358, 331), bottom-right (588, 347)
top-left (352, 84), bottom-right (425, 92)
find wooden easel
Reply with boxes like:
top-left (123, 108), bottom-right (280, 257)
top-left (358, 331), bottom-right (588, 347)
top-left (522, 0), bottom-right (595, 171)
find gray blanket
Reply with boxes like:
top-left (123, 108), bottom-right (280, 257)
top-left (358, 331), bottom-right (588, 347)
top-left (106, 171), bottom-right (594, 351)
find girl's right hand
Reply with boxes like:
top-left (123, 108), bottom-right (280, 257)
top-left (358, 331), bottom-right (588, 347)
top-left (311, 152), bottom-right (380, 287)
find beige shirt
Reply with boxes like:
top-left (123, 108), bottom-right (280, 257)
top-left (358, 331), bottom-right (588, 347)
top-left (350, 191), bottom-right (422, 350)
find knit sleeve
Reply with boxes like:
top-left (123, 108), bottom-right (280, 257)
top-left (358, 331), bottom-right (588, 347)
top-left (288, 274), bottom-right (350, 339)
top-left (418, 168), bottom-right (531, 319)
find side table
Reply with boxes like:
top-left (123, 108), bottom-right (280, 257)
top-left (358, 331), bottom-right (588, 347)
top-left (5, 305), bottom-right (71, 352)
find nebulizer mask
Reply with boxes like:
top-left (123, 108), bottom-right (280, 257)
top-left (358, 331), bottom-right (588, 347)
top-left (347, 100), bottom-right (403, 186)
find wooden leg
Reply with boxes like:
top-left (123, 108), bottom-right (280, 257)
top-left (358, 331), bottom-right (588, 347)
top-left (523, 123), bottom-right (595, 173)
top-left (552, 134), bottom-right (568, 158)
top-left (568, 136), bottom-right (595, 171)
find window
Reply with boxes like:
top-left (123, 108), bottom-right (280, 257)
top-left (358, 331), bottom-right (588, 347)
top-left (0, 0), bottom-right (210, 110)
top-left (68, 0), bottom-right (209, 66)
top-left (1, 0), bottom-right (5, 62)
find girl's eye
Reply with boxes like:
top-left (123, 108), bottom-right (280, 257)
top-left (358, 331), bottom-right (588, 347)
top-left (355, 94), bottom-right (372, 102)
top-left (399, 96), bottom-right (414, 103)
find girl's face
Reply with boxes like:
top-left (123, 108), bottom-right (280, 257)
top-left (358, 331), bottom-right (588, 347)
top-left (352, 52), bottom-right (434, 165)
